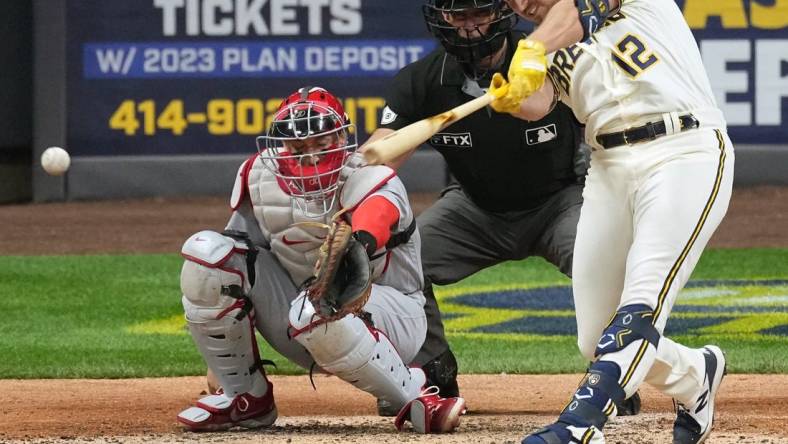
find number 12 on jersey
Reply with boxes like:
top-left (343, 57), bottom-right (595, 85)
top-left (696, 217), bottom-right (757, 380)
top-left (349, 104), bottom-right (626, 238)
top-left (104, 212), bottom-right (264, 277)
top-left (612, 34), bottom-right (659, 78)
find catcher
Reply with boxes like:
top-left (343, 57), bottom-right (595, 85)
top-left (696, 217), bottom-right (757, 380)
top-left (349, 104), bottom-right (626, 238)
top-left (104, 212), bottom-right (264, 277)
top-left (175, 86), bottom-right (466, 434)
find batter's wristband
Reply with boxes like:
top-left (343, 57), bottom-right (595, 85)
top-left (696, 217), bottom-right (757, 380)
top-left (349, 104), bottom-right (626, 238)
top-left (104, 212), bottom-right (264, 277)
top-left (576, 0), bottom-right (611, 41)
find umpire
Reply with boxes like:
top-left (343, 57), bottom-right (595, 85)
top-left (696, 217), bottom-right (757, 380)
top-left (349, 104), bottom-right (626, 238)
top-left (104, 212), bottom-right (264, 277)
top-left (365, 0), bottom-right (640, 416)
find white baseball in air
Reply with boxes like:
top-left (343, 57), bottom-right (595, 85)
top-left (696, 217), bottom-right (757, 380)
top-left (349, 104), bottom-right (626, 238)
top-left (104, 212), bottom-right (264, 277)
top-left (41, 146), bottom-right (71, 176)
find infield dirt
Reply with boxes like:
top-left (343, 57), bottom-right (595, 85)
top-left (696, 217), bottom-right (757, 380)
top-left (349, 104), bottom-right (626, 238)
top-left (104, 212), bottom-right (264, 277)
top-left (0, 186), bottom-right (787, 443)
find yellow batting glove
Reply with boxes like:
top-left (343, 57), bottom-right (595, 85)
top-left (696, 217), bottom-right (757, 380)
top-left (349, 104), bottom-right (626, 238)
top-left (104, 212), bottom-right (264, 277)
top-left (508, 39), bottom-right (548, 100)
top-left (489, 72), bottom-right (522, 114)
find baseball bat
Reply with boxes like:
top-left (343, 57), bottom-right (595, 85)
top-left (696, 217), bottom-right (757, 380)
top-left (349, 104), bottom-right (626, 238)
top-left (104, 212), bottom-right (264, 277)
top-left (362, 77), bottom-right (508, 165)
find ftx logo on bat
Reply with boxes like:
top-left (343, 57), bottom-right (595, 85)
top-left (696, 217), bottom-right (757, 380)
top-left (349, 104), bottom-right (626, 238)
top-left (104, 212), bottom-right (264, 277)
top-left (431, 132), bottom-right (472, 148)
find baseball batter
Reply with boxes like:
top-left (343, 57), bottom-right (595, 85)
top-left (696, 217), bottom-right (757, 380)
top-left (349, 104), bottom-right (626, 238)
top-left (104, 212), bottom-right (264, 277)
top-left (175, 87), bottom-right (465, 434)
top-left (490, 0), bottom-right (734, 443)
top-left (364, 0), bottom-right (596, 415)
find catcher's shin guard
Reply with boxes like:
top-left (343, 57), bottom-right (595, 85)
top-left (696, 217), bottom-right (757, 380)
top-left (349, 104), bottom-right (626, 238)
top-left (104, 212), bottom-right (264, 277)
top-left (180, 230), bottom-right (268, 398)
top-left (289, 293), bottom-right (425, 410)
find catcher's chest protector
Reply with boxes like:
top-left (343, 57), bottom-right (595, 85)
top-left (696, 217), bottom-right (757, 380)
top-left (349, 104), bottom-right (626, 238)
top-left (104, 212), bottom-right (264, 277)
top-left (243, 154), bottom-right (383, 286)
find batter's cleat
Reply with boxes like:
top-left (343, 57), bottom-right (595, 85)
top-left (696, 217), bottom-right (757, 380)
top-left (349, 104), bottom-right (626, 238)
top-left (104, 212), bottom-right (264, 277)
top-left (177, 380), bottom-right (277, 432)
top-left (673, 345), bottom-right (727, 444)
top-left (616, 391), bottom-right (642, 416)
top-left (395, 386), bottom-right (466, 433)
top-left (522, 422), bottom-right (605, 444)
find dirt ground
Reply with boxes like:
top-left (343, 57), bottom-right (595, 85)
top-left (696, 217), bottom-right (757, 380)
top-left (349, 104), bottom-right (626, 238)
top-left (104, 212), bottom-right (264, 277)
top-left (2, 374), bottom-right (787, 444)
top-left (0, 186), bottom-right (787, 443)
top-left (2, 186), bottom-right (787, 256)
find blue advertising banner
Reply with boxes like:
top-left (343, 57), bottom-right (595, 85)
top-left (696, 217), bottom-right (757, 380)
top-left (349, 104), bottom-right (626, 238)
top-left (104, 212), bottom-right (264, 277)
top-left (66, 0), bottom-right (436, 156)
top-left (674, 0), bottom-right (788, 144)
top-left (66, 0), bottom-right (787, 157)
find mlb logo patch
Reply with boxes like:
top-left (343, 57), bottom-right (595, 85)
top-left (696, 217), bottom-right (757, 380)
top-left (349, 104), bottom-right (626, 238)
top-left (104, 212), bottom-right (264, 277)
top-left (525, 124), bottom-right (557, 145)
top-left (430, 132), bottom-right (473, 148)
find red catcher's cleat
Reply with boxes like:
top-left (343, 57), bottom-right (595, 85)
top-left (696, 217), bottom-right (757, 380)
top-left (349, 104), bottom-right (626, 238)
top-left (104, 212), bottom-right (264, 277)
top-left (177, 380), bottom-right (277, 432)
top-left (395, 386), bottom-right (467, 433)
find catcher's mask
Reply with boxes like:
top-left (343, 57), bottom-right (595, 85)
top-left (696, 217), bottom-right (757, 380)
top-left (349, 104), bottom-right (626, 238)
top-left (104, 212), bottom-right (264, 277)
top-left (423, 0), bottom-right (517, 80)
top-left (257, 87), bottom-right (357, 217)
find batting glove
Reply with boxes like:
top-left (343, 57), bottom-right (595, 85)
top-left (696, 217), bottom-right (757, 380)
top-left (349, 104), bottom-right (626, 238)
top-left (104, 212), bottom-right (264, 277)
top-left (489, 73), bottom-right (521, 114)
top-left (508, 39), bottom-right (547, 101)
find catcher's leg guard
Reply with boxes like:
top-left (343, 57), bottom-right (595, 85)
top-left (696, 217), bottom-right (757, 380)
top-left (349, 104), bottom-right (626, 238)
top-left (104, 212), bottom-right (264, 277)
top-left (177, 231), bottom-right (276, 431)
top-left (289, 293), bottom-right (425, 411)
top-left (524, 304), bottom-right (660, 443)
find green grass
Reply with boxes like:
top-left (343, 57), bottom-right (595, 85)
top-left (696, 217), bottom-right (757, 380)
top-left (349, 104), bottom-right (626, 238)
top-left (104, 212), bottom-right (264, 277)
top-left (0, 249), bottom-right (786, 378)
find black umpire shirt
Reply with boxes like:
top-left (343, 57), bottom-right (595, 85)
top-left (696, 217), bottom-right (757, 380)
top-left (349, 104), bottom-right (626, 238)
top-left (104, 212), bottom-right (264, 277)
top-left (381, 33), bottom-right (582, 213)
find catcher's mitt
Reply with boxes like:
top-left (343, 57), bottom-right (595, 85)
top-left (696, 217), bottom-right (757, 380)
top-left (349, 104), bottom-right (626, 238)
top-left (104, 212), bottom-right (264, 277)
top-left (305, 219), bottom-right (372, 321)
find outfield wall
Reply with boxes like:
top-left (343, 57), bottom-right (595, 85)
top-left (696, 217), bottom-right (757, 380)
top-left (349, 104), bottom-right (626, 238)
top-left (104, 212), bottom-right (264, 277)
top-left (24, 0), bottom-right (788, 201)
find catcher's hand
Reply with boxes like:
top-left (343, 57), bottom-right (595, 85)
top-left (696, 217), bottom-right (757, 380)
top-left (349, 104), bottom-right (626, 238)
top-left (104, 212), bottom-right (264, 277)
top-left (306, 219), bottom-right (372, 321)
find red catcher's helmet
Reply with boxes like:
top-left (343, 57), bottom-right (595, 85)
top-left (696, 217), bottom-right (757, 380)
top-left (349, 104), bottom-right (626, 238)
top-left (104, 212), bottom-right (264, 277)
top-left (256, 87), bottom-right (357, 216)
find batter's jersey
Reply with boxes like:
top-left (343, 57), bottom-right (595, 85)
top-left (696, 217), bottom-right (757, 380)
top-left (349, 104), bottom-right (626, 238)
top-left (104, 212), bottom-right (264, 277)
top-left (382, 33), bottom-right (582, 212)
top-left (548, 0), bottom-right (726, 148)
top-left (228, 153), bottom-right (424, 295)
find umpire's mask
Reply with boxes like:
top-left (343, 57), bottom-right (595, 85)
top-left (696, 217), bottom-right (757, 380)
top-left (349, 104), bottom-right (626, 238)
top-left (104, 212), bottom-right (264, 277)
top-left (423, 0), bottom-right (518, 80)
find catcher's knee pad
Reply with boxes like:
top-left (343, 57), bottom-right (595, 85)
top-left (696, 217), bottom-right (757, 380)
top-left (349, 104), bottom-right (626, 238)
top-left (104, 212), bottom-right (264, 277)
top-left (181, 230), bottom-right (257, 308)
top-left (181, 230), bottom-right (265, 398)
top-left (289, 294), bottom-right (425, 410)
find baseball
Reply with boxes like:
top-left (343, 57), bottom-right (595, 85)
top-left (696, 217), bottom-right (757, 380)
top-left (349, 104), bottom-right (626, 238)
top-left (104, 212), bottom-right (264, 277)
top-left (41, 146), bottom-right (71, 176)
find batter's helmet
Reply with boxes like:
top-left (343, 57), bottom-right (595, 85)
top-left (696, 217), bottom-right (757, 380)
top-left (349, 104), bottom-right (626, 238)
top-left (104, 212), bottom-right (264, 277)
top-left (423, 0), bottom-right (517, 79)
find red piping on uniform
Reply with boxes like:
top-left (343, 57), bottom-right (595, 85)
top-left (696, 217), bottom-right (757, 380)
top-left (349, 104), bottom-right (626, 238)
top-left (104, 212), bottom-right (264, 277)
top-left (181, 247), bottom-right (248, 269)
top-left (381, 251), bottom-right (392, 275)
top-left (182, 252), bottom-right (247, 293)
top-left (216, 297), bottom-right (247, 319)
top-left (288, 317), bottom-right (330, 338)
top-left (231, 153), bottom-right (260, 210)
top-left (371, 326), bottom-right (405, 358)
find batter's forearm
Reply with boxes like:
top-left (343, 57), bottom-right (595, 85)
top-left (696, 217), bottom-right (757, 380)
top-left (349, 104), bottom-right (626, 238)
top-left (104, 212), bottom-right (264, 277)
top-left (528, 0), bottom-right (584, 53)
top-left (510, 79), bottom-right (556, 122)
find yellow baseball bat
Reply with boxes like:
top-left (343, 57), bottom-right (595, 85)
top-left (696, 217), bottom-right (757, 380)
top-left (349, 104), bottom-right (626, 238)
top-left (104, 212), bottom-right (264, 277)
top-left (362, 75), bottom-right (509, 165)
